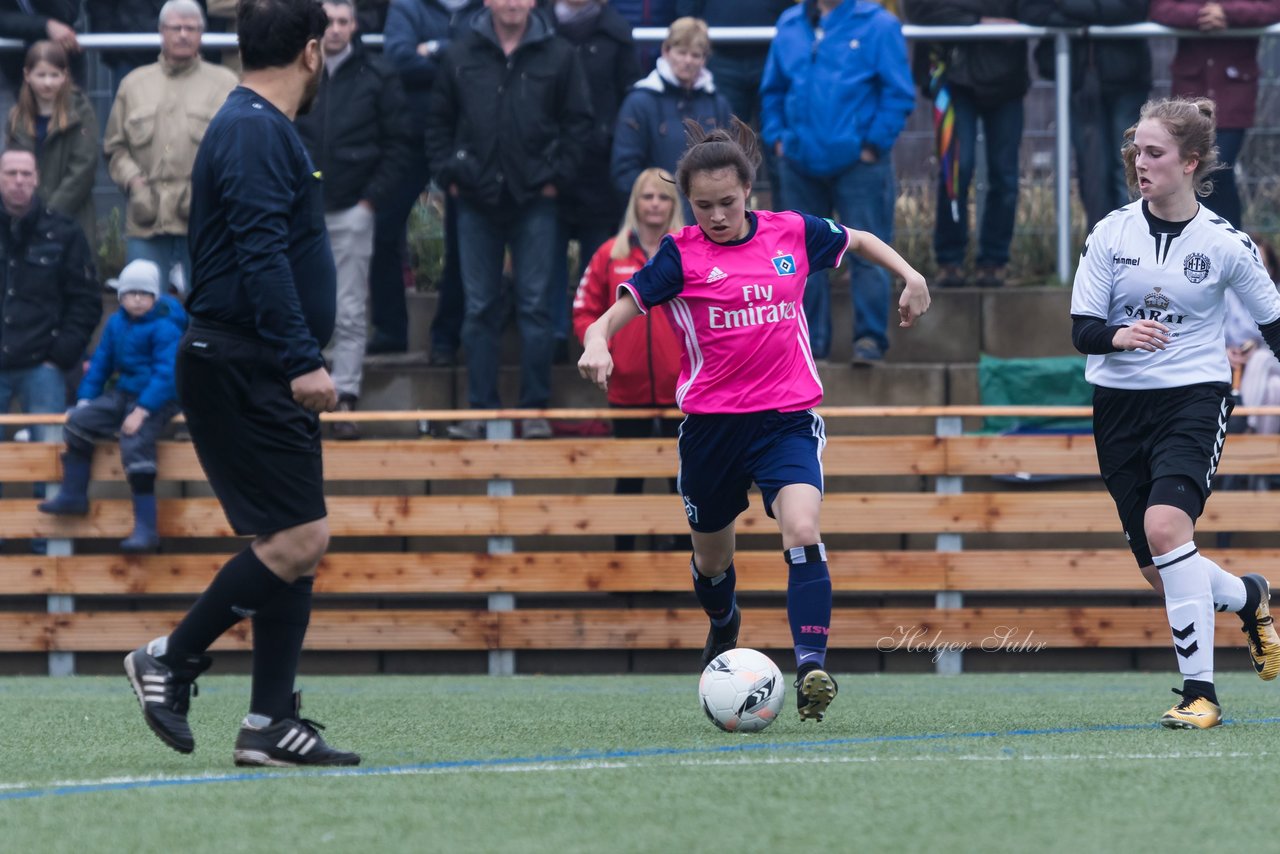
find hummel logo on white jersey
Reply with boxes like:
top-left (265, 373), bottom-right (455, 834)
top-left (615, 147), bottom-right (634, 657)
top-left (706, 266), bottom-right (727, 283)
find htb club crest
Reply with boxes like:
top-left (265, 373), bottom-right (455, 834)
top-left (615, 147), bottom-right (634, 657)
top-left (1183, 252), bottom-right (1210, 284)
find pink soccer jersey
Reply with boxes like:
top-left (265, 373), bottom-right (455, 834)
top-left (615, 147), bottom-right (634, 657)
top-left (619, 210), bottom-right (851, 414)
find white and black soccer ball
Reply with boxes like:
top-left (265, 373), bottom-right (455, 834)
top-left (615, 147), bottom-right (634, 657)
top-left (698, 648), bottom-right (785, 733)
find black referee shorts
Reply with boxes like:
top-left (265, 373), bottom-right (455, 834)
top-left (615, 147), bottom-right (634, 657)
top-left (176, 323), bottom-right (327, 537)
top-left (1092, 382), bottom-right (1233, 567)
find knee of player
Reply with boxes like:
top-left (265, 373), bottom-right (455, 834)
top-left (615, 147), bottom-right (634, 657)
top-left (782, 519), bottom-right (822, 549)
top-left (1143, 505), bottom-right (1194, 556)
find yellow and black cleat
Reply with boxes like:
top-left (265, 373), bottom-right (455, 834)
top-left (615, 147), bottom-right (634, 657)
top-left (1159, 688), bottom-right (1222, 730)
top-left (795, 667), bottom-right (838, 722)
top-left (1240, 574), bottom-right (1280, 681)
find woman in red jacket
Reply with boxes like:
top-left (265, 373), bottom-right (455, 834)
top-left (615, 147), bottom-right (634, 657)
top-left (1150, 0), bottom-right (1280, 228)
top-left (573, 167), bottom-right (685, 550)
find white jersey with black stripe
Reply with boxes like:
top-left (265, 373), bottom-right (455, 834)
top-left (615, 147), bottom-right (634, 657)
top-left (1070, 201), bottom-right (1280, 389)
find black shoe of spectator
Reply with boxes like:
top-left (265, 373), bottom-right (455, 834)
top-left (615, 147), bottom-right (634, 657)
top-left (366, 331), bottom-right (407, 355)
top-left (428, 349), bottom-right (457, 367)
top-left (974, 265), bottom-right (1008, 288)
top-left (935, 264), bottom-right (967, 288)
top-left (332, 395), bottom-right (360, 441)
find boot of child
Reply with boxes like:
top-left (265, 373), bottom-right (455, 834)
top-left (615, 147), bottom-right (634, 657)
top-left (37, 450), bottom-right (91, 515)
top-left (120, 492), bottom-right (159, 553)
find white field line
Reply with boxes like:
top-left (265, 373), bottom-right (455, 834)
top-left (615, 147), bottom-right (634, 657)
top-left (0, 751), bottom-right (1260, 796)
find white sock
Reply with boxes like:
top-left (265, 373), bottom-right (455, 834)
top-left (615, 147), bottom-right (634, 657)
top-left (1154, 542), bottom-right (1215, 684)
top-left (1206, 559), bottom-right (1247, 613)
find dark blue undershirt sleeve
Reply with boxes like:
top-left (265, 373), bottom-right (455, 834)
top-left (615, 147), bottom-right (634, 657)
top-left (1071, 314), bottom-right (1124, 355)
top-left (1259, 317), bottom-right (1280, 357)
top-left (216, 120), bottom-right (324, 377)
top-left (799, 212), bottom-right (851, 272)
top-left (622, 236), bottom-right (685, 309)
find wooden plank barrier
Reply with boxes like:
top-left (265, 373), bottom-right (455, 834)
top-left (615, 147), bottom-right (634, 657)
top-left (4, 418), bottom-right (1280, 667)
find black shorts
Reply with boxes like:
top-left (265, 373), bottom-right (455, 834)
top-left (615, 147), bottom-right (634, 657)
top-left (1093, 382), bottom-right (1232, 567)
top-left (176, 323), bottom-right (326, 536)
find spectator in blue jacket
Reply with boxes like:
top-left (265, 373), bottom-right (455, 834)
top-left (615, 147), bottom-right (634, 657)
top-left (611, 16), bottom-right (732, 222)
top-left (376, 0), bottom-right (482, 359)
top-left (761, 0), bottom-right (914, 364)
top-left (38, 259), bottom-right (187, 553)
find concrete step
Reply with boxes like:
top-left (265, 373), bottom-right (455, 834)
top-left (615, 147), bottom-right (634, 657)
top-left (405, 283), bottom-right (1077, 367)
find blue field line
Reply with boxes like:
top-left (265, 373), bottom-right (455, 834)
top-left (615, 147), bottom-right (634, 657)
top-left (5, 716), bottom-right (1280, 803)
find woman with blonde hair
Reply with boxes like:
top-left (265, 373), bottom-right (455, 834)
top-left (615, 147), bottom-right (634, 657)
top-left (1071, 96), bottom-right (1280, 729)
top-left (572, 167), bottom-right (685, 550)
top-left (6, 40), bottom-right (98, 243)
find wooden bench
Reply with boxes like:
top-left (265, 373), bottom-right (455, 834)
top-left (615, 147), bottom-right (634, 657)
top-left (3, 406), bottom-right (1279, 673)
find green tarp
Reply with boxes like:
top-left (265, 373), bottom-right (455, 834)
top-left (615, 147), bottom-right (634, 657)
top-left (977, 353), bottom-right (1092, 434)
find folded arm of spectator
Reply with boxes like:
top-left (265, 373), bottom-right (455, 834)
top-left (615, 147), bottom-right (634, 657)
top-left (383, 0), bottom-right (445, 89)
top-left (1212, 1), bottom-right (1280, 28)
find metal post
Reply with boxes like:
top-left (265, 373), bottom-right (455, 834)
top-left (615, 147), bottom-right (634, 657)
top-left (486, 419), bottom-right (516, 675)
top-left (1055, 30), bottom-right (1073, 285)
top-left (42, 424), bottom-right (74, 675)
top-left (934, 416), bottom-right (963, 675)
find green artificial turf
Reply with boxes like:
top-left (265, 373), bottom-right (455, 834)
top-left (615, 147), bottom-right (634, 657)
top-left (2, 672), bottom-right (1276, 853)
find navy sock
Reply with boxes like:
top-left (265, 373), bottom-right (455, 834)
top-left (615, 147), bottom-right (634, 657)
top-left (166, 547), bottom-right (289, 657)
top-left (250, 576), bottom-right (314, 721)
top-left (691, 557), bottom-right (736, 627)
top-left (786, 544), bottom-right (831, 669)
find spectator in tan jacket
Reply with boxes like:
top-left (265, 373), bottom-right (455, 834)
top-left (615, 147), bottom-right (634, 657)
top-left (103, 0), bottom-right (237, 294)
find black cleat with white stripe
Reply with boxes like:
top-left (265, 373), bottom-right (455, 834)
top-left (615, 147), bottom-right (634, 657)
top-left (124, 636), bottom-right (212, 754)
top-left (233, 692), bottom-right (360, 767)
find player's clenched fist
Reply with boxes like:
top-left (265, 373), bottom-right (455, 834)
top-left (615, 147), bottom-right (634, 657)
top-left (578, 340), bottom-right (613, 392)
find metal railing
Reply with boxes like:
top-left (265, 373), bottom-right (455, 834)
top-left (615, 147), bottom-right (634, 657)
top-left (1, 22), bottom-right (1275, 283)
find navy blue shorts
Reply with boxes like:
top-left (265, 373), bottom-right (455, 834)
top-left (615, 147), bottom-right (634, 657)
top-left (676, 410), bottom-right (826, 533)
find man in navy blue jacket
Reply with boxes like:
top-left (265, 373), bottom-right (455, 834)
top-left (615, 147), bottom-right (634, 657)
top-left (761, 0), bottom-right (914, 364)
top-left (123, 0), bottom-right (359, 770)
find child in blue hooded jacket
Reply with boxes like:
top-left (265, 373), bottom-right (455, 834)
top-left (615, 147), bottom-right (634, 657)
top-left (39, 259), bottom-right (187, 552)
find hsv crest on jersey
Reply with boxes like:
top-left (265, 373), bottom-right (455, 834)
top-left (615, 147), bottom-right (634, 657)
top-left (771, 254), bottom-right (797, 276)
top-left (1183, 252), bottom-right (1211, 284)
top-left (1144, 287), bottom-right (1170, 311)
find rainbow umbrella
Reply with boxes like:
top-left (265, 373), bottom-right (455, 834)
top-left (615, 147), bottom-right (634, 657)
top-left (927, 48), bottom-right (960, 223)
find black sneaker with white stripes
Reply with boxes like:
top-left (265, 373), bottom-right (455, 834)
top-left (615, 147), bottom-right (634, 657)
top-left (123, 636), bottom-right (212, 754)
top-left (233, 692), bottom-right (360, 767)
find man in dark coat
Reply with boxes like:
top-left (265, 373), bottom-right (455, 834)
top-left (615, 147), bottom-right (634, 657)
top-left (0, 147), bottom-right (100, 444)
top-left (425, 0), bottom-right (592, 440)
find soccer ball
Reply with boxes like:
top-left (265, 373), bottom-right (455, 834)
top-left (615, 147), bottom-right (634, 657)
top-left (698, 648), bottom-right (786, 733)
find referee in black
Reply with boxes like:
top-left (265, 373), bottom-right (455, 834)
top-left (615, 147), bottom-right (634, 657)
top-left (123, 0), bottom-right (358, 767)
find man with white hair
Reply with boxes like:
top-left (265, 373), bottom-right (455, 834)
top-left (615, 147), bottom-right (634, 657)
top-left (104, 0), bottom-right (238, 292)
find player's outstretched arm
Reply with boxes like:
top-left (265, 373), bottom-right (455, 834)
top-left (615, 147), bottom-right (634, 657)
top-left (845, 227), bottom-right (930, 327)
top-left (578, 291), bottom-right (642, 391)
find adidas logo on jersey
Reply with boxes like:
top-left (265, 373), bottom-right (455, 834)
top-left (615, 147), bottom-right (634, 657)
top-left (706, 266), bottom-right (727, 283)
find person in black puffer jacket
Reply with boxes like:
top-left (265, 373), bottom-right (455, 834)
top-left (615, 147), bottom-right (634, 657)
top-left (904, 0), bottom-right (1029, 288)
top-left (1020, 0), bottom-right (1152, 230)
top-left (425, 4), bottom-right (593, 436)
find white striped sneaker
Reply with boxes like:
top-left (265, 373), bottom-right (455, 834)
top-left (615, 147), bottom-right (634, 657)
top-left (123, 636), bottom-right (212, 754)
top-left (232, 692), bottom-right (360, 767)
